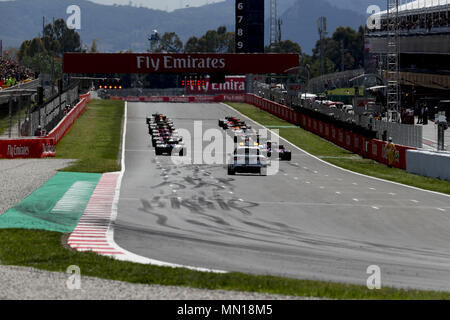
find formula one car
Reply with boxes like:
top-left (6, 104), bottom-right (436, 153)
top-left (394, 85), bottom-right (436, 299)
top-left (146, 113), bottom-right (185, 156)
top-left (155, 139), bottom-right (186, 156)
top-left (219, 116), bottom-right (239, 129)
top-left (260, 141), bottom-right (292, 161)
top-left (233, 133), bottom-right (260, 147)
top-left (227, 146), bottom-right (268, 176)
top-left (219, 117), bottom-right (250, 131)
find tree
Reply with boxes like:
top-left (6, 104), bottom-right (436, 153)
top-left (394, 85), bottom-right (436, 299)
top-left (310, 26), bottom-right (364, 74)
top-left (43, 18), bottom-right (81, 56)
top-left (184, 36), bottom-right (200, 53)
top-left (153, 32), bottom-right (183, 53)
top-left (17, 18), bottom-right (81, 84)
top-left (265, 40), bottom-right (302, 54)
top-left (184, 26), bottom-right (235, 53)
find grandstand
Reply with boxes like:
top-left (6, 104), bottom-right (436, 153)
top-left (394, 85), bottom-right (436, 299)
top-left (366, 0), bottom-right (450, 116)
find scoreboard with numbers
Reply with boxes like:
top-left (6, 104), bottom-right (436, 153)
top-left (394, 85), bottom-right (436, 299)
top-left (235, 0), bottom-right (264, 53)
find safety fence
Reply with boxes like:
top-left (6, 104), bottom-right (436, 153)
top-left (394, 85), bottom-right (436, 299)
top-left (0, 92), bottom-right (90, 159)
top-left (244, 93), bottom-right (416, 170)
top-left (30, 83), bottom-right (80, 137)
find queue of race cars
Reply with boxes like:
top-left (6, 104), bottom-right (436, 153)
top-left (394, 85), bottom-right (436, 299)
top-left (146, 113), bottom-right (186, 156)
top-left (146, 113), bottom-right (291, 175)
top-left (218, 116), bottom-right (292, 175)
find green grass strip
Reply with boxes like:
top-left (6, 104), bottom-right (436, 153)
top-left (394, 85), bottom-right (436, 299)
top-left (227, 102), bottom-right (450, 195)
top-left (55, 99), bottom-right (125, 173)
top-left (1, 229), bottom-right (450, 299)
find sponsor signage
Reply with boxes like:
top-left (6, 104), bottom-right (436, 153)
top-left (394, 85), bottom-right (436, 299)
top-left (63, 53), bottom-right (299, 74)
top-left (186, 76), bottom-right (246, 94)
top-left (0, 139), bottom-right (56, 159)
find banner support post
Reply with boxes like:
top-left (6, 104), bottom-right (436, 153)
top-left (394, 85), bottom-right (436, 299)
top-left (8, 96), bottom-right (12, 138)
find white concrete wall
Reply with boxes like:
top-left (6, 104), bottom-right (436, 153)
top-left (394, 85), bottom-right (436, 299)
top-left (406, 149), bottom-right (450, 181)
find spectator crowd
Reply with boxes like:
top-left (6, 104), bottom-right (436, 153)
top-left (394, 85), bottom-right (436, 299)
top-left (0, 57), bottom-right (35, 89)
top-left (368, 9), bottom-right (449, 33)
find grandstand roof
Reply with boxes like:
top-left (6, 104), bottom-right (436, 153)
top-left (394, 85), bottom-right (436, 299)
top-left (376, 0), bottom-right (449, 17)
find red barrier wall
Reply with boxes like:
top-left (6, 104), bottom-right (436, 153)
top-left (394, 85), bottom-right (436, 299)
top-left (0, 92), bottom-right (90, 159)
top-left (0, 138), bottom-right (56, 159)
top-left (47, 94), bottom-right (89, 144)
top-left (244, 93), bottom-right (416, 170)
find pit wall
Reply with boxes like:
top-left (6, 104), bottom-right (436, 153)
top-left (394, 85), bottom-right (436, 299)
top-left (0, 92), bottom-right (90, 159)
top-left (406, 150), bottom-right (450, 181)
top-left (244, 93), bottom-right (416, 170)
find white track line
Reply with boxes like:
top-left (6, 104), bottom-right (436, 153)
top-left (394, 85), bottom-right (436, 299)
top-left (69, 101), bottom-right (226, 273)
top-left (221, 102), bottom-right (450, 199)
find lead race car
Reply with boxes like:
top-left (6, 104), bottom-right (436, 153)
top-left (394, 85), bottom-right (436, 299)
top-left (227, 146), bottom-right (268, 176)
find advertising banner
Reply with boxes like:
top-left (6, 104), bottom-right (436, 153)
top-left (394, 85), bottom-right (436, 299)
top-left (63, 53), bottom-right (299, 75)
top-left (186, 77), bottom-right (246, 94)
top-left (0, 138), bottom-right (56, 159)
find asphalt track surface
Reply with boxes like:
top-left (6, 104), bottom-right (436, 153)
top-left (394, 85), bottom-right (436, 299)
top-left (115, 102), bottom-right (450, 291)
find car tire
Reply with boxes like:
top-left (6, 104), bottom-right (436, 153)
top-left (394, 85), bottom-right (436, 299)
top-left (227, 165), bottom-right (235, 175)
top-left (284, 152), bottom-right (292, 161)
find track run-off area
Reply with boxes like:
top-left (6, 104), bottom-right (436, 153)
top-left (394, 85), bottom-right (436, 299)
top-left (108, 101), bottom-right (450, 292)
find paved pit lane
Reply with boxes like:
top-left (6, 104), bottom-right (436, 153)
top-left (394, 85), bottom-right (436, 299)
top-left (115, 102), bottom-right (450, 291)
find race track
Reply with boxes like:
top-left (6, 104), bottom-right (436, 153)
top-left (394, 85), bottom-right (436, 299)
top-left (115, 102), bottom-right (450, 291)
